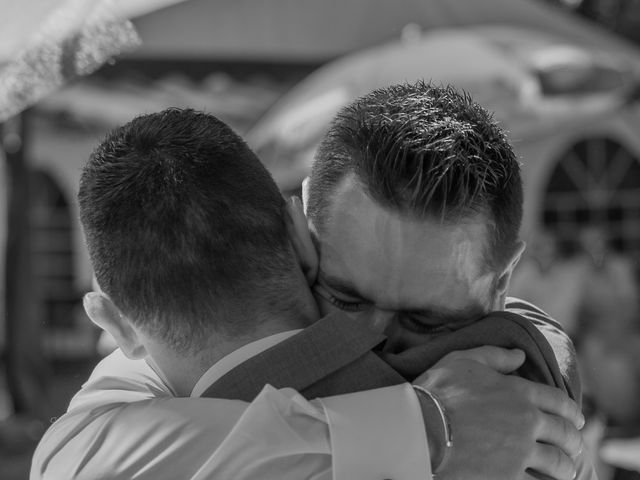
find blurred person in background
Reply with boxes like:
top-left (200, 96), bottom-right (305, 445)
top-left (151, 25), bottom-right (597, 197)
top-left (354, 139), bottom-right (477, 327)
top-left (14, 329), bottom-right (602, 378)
top-left (509, 228), bottom-right (588, 338)
top-left (578, 308), bottom-right (640, 479)
top-left (33, 85), bottom-right (591, 479)
top-left (572, 225), bottom-right (640, 480)
top-left (576, 225), bottom-right (639, 335)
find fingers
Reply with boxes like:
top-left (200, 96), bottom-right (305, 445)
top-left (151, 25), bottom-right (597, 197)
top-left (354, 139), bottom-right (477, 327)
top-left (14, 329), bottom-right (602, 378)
top-left (536, 413), bottom-right (584, 459)
top-left (442, 346), bottom-right (526, 374)
top-left (515, 377), bottom-right (585, 429)
top-left (526, 443), bottom-right (577, 480)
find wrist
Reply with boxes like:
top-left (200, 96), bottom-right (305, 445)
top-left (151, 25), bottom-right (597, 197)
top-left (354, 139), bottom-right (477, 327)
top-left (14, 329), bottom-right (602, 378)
top-left (413, 385), bottom-right (452, 474)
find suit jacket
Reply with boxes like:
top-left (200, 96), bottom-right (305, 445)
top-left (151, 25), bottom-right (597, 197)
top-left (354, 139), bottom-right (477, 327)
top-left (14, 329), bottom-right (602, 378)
top-left (203, 299), bottom-right (580, 404)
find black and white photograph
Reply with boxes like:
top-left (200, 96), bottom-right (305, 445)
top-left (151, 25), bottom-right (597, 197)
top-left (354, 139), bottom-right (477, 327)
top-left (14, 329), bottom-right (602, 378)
top-left (1, 1), bottom-right (640, 479)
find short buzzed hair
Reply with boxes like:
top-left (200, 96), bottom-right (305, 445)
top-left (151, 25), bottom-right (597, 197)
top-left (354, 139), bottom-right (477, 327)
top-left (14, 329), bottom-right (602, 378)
top-left (306, 81), bottom-right (523, 270)
top-left (79, 109), bottom-right (301, 353)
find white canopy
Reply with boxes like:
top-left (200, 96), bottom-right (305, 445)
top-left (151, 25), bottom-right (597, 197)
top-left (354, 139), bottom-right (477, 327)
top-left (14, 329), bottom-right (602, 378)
top-left (0, 0), bottom-right (188, 120)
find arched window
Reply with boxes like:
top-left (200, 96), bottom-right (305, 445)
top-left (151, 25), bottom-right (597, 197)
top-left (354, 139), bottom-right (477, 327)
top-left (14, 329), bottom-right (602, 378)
top-left (542, 137), bottom-right (640, 260)
top-left (30, 169), bottom-right (94, 358)
top-left (30, 169), bottom-right (74, 307)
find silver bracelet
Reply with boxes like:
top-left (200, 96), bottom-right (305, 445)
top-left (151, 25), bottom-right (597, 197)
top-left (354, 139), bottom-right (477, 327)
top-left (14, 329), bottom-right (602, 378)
top-left (413, 385), bottom-right (453, 474)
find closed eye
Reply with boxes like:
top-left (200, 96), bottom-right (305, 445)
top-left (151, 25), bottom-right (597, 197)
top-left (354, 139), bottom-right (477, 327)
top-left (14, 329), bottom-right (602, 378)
top-left (326, 297), bottom-right (369, 312)
top-left (312, 283), bottom-right (369, 312)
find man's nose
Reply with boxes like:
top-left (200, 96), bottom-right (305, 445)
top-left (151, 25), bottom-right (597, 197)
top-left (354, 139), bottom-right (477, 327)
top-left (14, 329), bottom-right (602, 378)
top-left (368, 308), bottom-right (397, 334)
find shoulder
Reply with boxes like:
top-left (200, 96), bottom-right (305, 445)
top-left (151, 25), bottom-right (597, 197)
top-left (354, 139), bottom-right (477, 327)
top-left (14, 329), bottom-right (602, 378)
top-left (505, 296), bottom-right (572, 355)
top-left (505, 297), bottom-right (563, 329)
top-left (68, 349), bottom-right (173, 413)
top-left (506, 297), bottom-right (581, 402)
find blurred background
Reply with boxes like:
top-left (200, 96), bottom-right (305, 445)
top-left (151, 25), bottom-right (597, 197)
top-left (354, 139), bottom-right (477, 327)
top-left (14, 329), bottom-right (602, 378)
top-left (1, 0), bottom-right (640, 478)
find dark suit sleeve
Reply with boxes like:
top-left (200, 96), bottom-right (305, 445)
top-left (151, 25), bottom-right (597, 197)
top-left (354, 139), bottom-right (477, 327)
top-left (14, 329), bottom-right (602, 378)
top-left (505, 297), bottom-right (581, 406)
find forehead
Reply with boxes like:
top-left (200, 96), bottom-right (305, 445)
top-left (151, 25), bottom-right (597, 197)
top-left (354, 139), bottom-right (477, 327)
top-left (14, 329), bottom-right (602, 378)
top-left (316, 175), bottom-right (494, 310)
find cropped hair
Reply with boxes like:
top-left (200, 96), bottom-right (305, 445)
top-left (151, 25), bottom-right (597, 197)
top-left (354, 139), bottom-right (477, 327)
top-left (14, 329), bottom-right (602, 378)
top-left (307, 81), bottom-right (523, 270)
top-left (79, 109), bottom-right (298, 353)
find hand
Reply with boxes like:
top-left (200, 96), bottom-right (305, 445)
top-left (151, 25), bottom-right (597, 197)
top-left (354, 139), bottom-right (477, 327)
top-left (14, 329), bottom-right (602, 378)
top-left (414, 346), bottom-right (584, 480)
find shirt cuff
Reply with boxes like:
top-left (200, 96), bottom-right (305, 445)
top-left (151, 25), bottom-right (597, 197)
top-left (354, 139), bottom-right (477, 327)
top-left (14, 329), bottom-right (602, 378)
top-left (317, 383), bottom-right (432, 480)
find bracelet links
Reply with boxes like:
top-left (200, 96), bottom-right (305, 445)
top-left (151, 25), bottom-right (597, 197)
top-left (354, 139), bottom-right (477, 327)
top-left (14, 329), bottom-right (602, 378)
top-left (413, 385), bottom-right (453, 475)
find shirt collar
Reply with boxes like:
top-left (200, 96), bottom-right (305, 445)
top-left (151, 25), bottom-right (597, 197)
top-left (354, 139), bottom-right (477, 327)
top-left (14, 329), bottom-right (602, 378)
top-left (190, 329), bottom-right (302, 397)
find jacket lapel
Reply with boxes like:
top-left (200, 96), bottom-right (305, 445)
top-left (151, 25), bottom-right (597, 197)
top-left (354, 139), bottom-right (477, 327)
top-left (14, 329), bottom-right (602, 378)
top-left (201, 312), bottom-right (387, 401)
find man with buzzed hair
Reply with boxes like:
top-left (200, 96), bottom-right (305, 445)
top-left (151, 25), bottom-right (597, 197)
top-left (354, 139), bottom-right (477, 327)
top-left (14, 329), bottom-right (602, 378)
top-left (305, 82), bottom-right (538, 356)
top-left (33, 84), bottom-right (592, 480)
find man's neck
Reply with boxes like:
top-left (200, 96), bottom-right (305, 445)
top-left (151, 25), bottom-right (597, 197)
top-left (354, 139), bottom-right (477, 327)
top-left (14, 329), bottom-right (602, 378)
top-left (147, 311), bottom-right (318, 397)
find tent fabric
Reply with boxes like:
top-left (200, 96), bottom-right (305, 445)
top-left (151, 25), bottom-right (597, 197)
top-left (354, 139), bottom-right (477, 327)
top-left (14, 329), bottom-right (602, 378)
top-left (131, 0), bottom-right (640, 60)
top-left (0, 0), bottom-right (142, 121)
top-left (1, 0), bottom-right (639, 121)
top-left (0, 0), bottom-right (189, 122)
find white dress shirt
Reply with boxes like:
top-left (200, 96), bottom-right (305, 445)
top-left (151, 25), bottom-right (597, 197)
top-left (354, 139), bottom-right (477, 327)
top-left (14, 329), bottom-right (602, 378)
top-left (31, 338), bottom-right (432, 480)
top-left (190, 330), bottom-right (302, 397)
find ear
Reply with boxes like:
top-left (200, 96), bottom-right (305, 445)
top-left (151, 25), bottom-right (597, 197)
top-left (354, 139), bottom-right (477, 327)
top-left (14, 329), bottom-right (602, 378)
top-left (493, 240), bottom-right (526, 306)
top-left (83, 292), bottom-right (148, 359)
top-left (301, 177), bottom-right (310, 215)
top-left (285, 196), bottom-right (318, 285)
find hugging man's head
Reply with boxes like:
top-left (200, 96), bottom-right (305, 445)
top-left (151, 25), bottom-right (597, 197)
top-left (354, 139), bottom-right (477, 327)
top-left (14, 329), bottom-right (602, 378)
top-left (79, 109), bottom-right (317, 368)
top-left (305, 82), bottom-right (525, 351)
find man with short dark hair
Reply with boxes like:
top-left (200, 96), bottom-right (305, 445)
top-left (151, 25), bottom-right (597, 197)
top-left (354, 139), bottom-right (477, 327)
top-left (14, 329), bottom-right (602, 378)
top-left (77, 109), bottom-right (319, 395)
top-left (308, 82), bottom-right (522, 270)
top-left (305, 82), bottom-right (533, 355)
top-left (33, 86), bottom-right (591, 480)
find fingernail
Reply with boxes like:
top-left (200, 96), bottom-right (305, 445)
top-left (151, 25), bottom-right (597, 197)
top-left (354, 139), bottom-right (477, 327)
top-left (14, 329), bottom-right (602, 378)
top-left (578, 414), bottom-right (585, 430)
